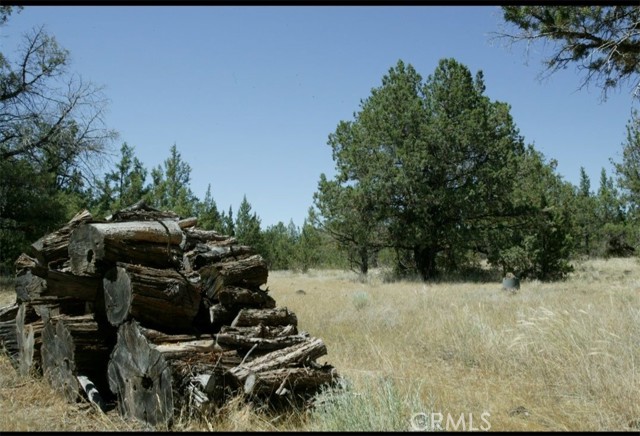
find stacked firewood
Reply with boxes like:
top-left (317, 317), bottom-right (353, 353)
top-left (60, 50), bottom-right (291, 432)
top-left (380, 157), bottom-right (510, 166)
top-left (0, 201), bottom-right (338, 427)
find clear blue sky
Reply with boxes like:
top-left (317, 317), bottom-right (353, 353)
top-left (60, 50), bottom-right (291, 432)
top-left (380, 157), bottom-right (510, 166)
top-left (2, 6), bottom-right (636, 227)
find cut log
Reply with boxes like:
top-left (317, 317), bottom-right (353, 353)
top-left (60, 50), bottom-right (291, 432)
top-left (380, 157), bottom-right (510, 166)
top-left (45, 269), bottom-right (102, 301)
top-left (102, 263), bottom-right (201, 331)
top-left (15, 303), bottom-right (45, 376)
top-left (227, 337), bottom-right (328, 387)
top-left (27, 296), bottom-right (87, 322)
top-left (68, 220), bottom-right (184, 276)
top-left (106, 199), bottom-right (179, 223)
top-left (107, 321), bottom-right (239, 427)
top-left (199, 255), bottom-right (269, 300)
top-left (14, 253), bottom-right (48, 278)
top-left (41, 315), bottom-right (116, 405)
top-left (182, 228), bottom-right (236, 252)
top-left (30, 209), bottom-right (93, 265)
top-left (215, 331), bottom-right (309, 352)
top-left (231, 307), bottom-right (298, 328)
top-left (209, 303), bottom-right (239, 326)
top-left (217, 286), bottom-right (276, 309)
top-left (243, 366), bottom-right (338, 397)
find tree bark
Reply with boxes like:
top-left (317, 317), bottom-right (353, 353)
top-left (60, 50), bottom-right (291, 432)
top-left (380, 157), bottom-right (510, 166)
top-left (102, 263), bottom-right (201, 332)
top-left (45, 268), bottom-right (102, 302)
top-left (107, 320), bottom-right (240, 427)
top-left (231, 307), bottom-right (298, 328)
top-left (219, 324), bottom-right (298, 338)
top-left (30, 209), bottom-right (93, 266)
top-left (414, 245), bottom-right (440, 281)
top-left (182, 228), bottom-right (236, 252)
top-left (182, 243), bottom-right (253, 272)
top-left (41, 314), bottom-right (116, 405)
top-left (68, 220), bottom-right (184, 276)
top-left (178, 217), bottom-right (197, 229)
top-left (14, 253), bottom-right (48, 278)
top-left (215, 331), bottom-right (309, 352)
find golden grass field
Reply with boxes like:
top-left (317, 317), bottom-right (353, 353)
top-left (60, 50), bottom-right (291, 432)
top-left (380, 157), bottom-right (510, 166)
top-left (0, 257), bottom-right (639, 431)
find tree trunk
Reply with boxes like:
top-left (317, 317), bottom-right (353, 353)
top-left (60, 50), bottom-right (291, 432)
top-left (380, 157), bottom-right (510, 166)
top-left (414, 245), bottom-right (439, 281)
top-left (30, 209), bottom-right (93, 266)
top-left (107, 320), bottom-right (240, 427)
top-left (102, 263), bottom-right (201, 332)
top-left (68, 220), bottom-right (184, 276)
top-left (40, 314), bottom-right (116, 406)
top-left (231, 307), bottom-right (298, 328)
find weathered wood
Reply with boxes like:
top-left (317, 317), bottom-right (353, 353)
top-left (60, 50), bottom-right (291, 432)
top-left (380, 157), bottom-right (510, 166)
top-left (217, 286), bottom-right (276, 309)
top-left (107, 321), bottom-right (239, 427)
top-left (27, 295), bottom-right (87, 322)
top-left (30, 209), bottom-right (93, 265)
top-left (41, 315), bottom-right (116, 405)
top-left (183, 243), bottom-right (255, 272)
top-left (228, 337), bottom-right (328, 386)
top-left (45, 269), bottom-right (102, 301)
top-left (243, 366), bottom-right (337, 397)
top-left (182, 228), bottom-right (236, 252)
top-left (15, 270), bottom-right (46, 304)
top-left (215, 331), bottom-right (309, 352)
top-left (102, 263), bottom-right (201, 331)
top-left (68, 220), bottom-right (184, 276)
top-left (231, 307), bottom-right (298, 328)
top-left (178, 217), bottom-right (197, 229)
top-left (106, 199), bottom-right (179, 223)
top-left (15, 303), bottom-right (45, 376)
top-left (14, 253), bottom-right (48, 278)
top-left (199, 255), bottom-right (269, 300)
top-left (219, 324), bottom-right (298, 338)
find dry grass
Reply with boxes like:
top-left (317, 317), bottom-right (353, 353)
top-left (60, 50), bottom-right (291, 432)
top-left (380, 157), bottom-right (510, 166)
top-left (1, 258), bottom-right (639, 431)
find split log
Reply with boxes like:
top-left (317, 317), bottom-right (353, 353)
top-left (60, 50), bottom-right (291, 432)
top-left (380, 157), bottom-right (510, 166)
top-left (102, 263), bottom-right (201, 331)
top-left (244, 366), bottom-right (337, 397)
top-left (14, 253), bottom-right (48, 278)
top-left (199, 255), bottom-right (269, 300)
top-left (30, 209), bottom-right (93, 265)
top-left (231, 307), bottom-right (298, 328)
top-left (27, 296), bottom-right (87, 322)
top-left (41, 315), bottom-right (116, 406)
top-left (219, 324), bottom-right (298, 338)
top-left (183, 243), bottom-right (254, 272)
top-left (215, 331), bottom-right (309, 352)
top-left (227, 337), bottom-right (328, 387)
top-left (15, 303), bottom-right (45, 376)
top-left (68, 220), bottom-right (184, 276)
top-left (45, 269), bottom-right (102, 302)
top-left (217, 286), bottom-right (276, 309)
top-left (107, 321), bottom-right (240, 427)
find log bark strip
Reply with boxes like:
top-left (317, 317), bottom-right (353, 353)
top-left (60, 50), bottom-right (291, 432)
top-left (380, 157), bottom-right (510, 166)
top-left (68, 220), bottom-right (184, 276)
top-left (41, 315), bottom-right (116, 405)
top-left (102, 263), bottom-right (201, 332)
top-left (107, 321), bottom-right (239, 427)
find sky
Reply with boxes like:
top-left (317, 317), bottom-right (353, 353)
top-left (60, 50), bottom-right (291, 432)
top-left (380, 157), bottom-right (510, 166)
top-left (1, 6), bottom-right (637, 227)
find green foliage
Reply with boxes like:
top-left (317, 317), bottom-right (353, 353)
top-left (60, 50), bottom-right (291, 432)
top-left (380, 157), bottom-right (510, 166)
top-left (195, 184), bottom-right (223, 231)
top-left (317, 58), bottom-right (525, 280)
top-left (235, 195), bottom-right (264, 254)
top-left (147, 144), bottom-right (197, 217)
top-left (500, 6), bottom-right (640, 99)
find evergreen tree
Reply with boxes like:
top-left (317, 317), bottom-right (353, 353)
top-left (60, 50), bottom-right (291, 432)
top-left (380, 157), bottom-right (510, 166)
top-left (235, 195), bottom-right (263, 253)
top-left (195, 184), bottom-right (222, 231)
top-left (147, 144), bottom-right (197, 217)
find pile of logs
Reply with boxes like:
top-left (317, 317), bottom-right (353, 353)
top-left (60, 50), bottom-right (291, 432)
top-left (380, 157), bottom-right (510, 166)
top-left (0, 201), bottom-right (338, 427)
